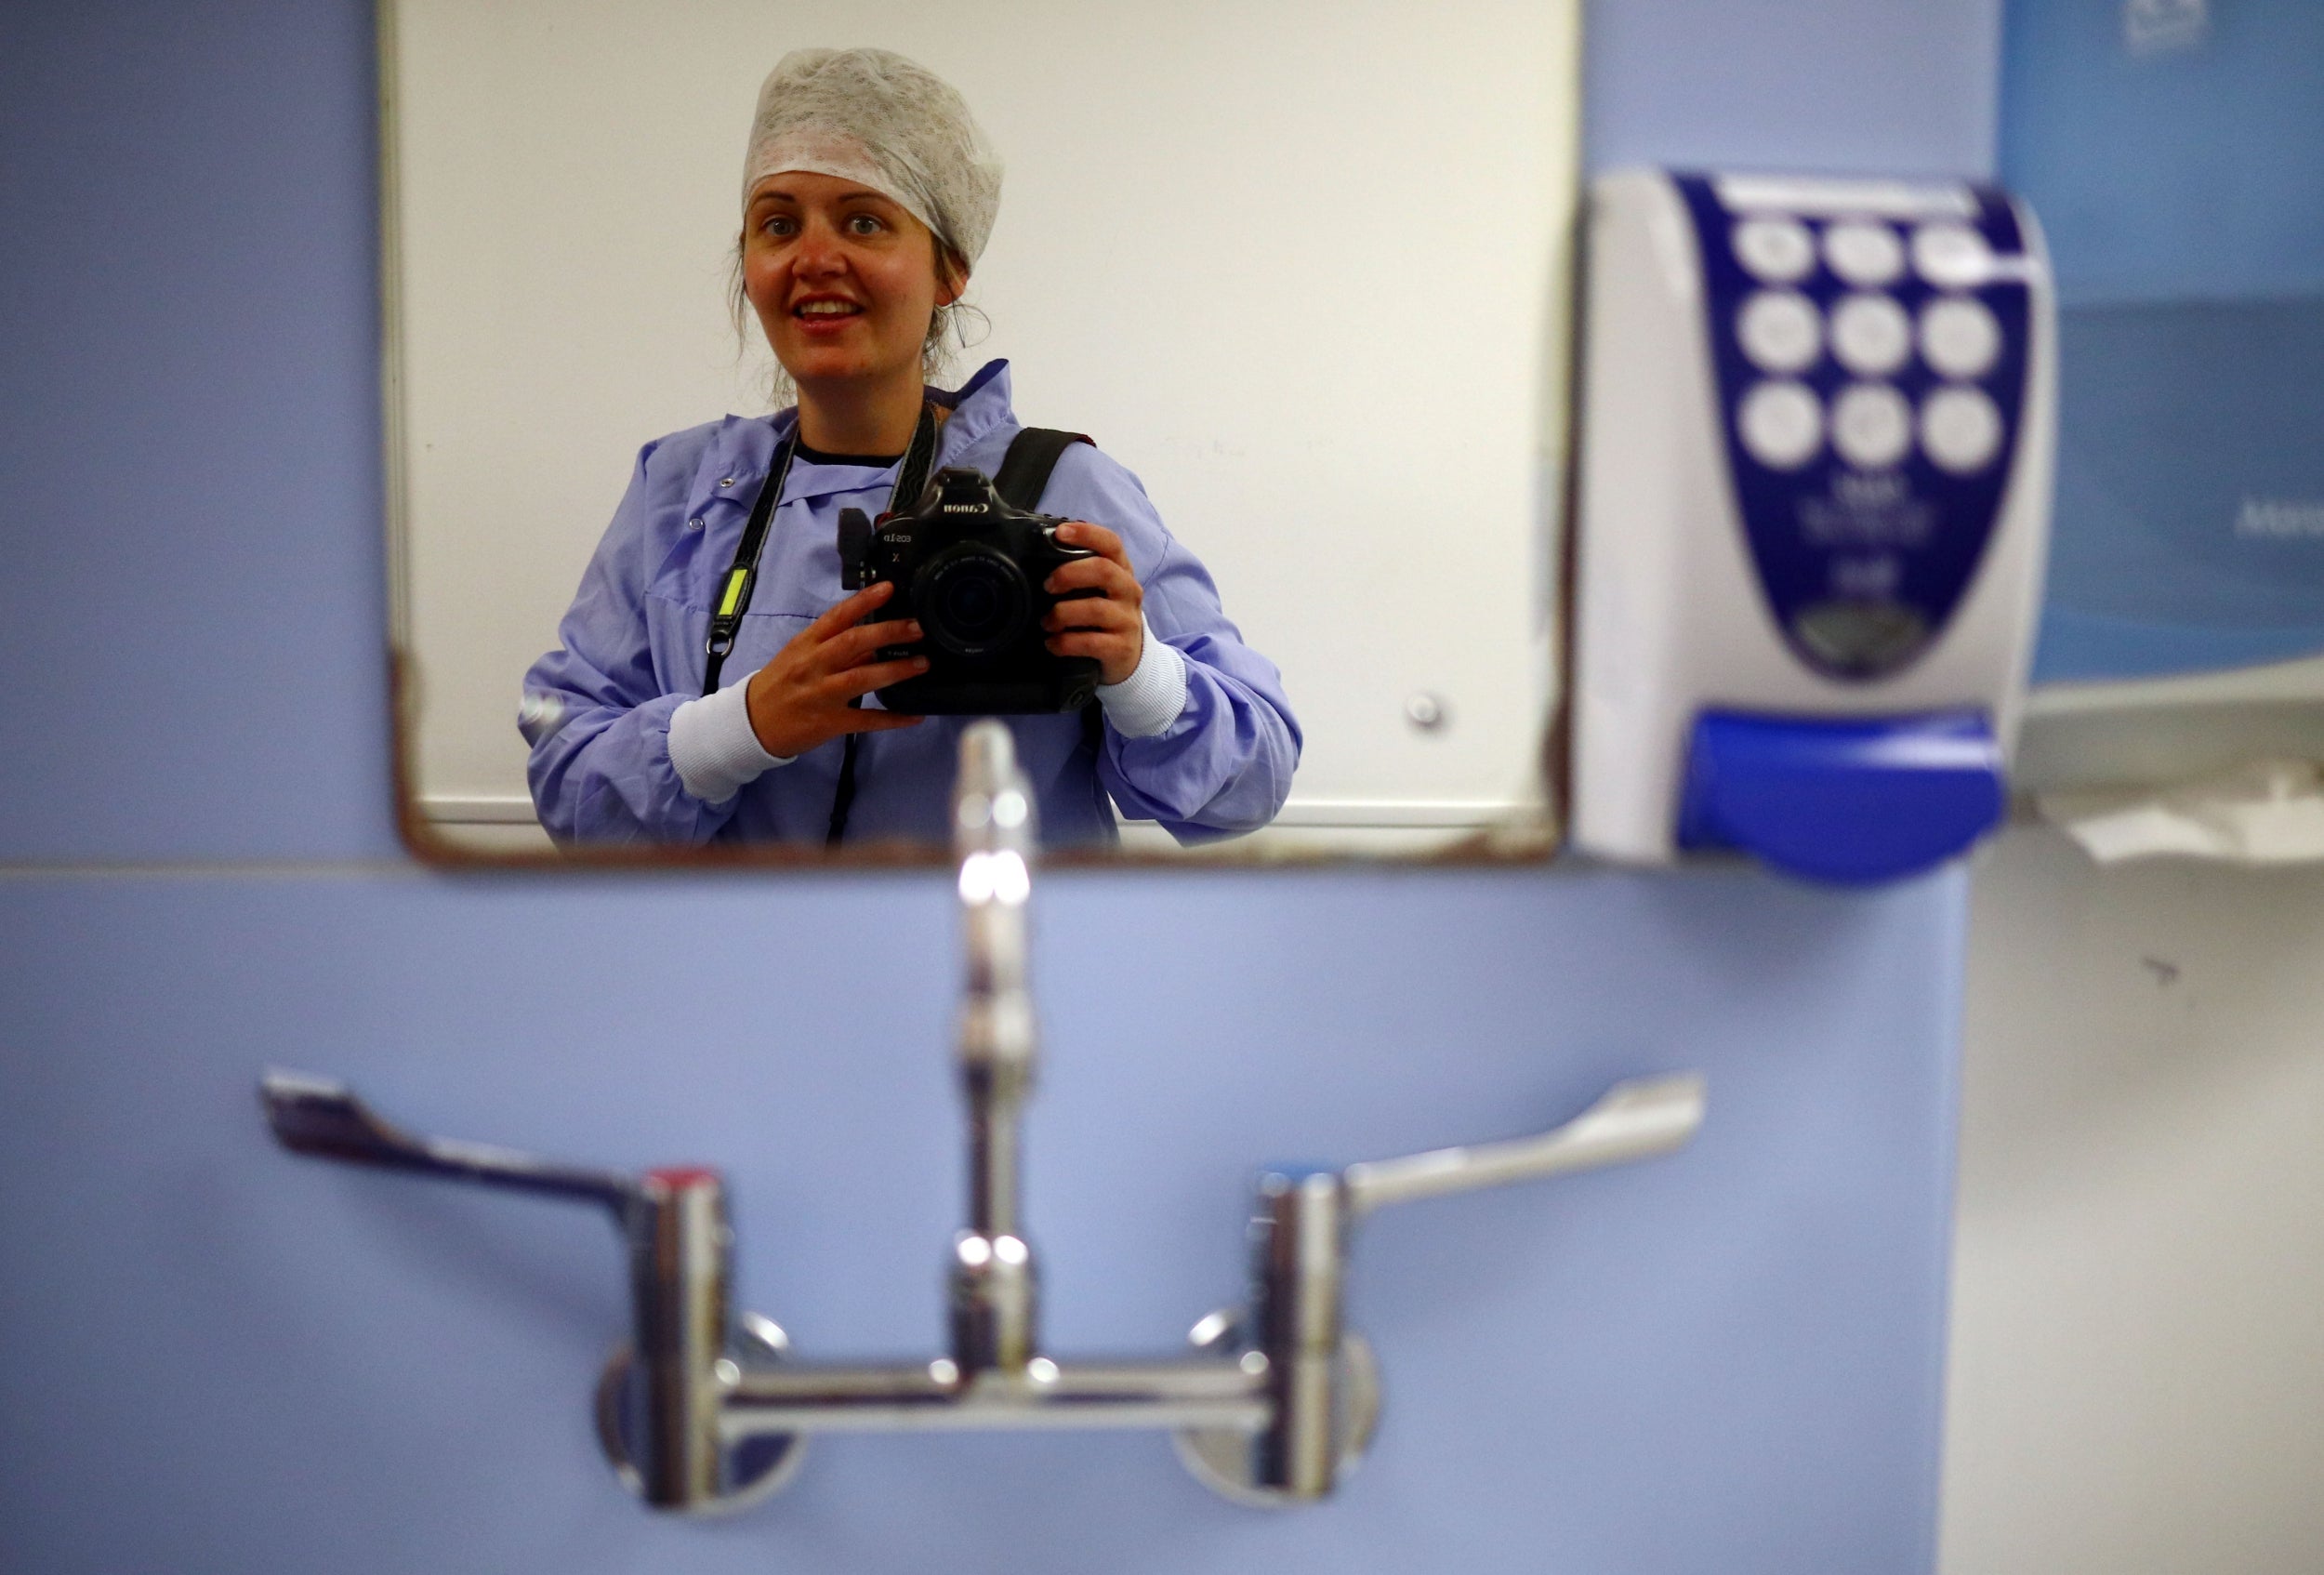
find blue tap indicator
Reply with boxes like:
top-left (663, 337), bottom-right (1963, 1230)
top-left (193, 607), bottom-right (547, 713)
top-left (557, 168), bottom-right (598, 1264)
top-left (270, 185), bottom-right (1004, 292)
top-left (1676, 710), bottom-right (2006, 884)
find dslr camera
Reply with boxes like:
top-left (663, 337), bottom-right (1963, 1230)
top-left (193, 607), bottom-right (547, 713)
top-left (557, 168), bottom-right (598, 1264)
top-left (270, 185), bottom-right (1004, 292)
top-left (838, 467), bottom-right (1103, 715)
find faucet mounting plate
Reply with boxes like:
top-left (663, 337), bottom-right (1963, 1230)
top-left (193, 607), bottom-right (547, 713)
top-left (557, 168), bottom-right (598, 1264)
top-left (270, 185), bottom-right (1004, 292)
top-left (1170, 1308), bottom-right (1380, 1509)
top-left (595, 1312), bottom-right (805, 1513)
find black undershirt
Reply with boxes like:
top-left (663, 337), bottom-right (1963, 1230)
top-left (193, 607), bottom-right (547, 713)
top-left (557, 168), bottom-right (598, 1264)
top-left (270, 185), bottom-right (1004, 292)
top-left (793, 441), bottom-right (905, 468)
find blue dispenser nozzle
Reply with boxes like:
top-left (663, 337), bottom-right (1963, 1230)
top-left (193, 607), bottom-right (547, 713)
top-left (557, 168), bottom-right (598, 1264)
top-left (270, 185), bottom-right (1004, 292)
top-left (1675, 710), bottom-right (2007, 885)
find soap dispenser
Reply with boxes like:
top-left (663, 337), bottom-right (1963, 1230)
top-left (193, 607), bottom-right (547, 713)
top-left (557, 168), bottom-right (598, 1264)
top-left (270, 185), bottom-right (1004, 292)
top-left (1568, 169), bottom-right (2055, 883)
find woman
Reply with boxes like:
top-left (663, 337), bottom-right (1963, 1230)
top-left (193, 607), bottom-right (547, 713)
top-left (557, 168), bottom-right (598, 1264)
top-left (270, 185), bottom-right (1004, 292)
top-left (521, 47), bottom-right (1299, 849)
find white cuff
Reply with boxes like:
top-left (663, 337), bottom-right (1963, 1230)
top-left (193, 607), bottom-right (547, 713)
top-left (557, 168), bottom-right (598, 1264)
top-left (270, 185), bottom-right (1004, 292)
top-left (1096, 617), bottom-right (1188, 739)
top-left (668, 678), bottom-right (792, 802)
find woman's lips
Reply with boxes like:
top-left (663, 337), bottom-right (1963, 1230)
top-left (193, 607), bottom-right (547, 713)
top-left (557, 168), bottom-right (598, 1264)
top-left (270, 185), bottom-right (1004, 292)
top-left (792, 299), bottom-right (864, 335)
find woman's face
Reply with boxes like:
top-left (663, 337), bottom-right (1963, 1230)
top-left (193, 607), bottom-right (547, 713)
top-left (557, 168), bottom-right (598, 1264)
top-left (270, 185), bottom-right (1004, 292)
top-left (742, 172), bottom-right (960, 400)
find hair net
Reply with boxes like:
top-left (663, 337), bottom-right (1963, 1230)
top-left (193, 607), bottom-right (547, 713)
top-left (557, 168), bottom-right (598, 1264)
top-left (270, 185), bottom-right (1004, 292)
top-left (741, 48), bottom-right (1004, 271)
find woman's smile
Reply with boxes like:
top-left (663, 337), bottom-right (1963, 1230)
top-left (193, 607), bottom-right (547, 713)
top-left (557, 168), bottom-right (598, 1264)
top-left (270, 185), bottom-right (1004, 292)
top-left (789, 294), bottom-right (867, 333)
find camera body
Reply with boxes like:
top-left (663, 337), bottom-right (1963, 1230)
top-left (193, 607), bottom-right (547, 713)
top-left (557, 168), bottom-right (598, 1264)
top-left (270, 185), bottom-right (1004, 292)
top-left (838, 466), bottom-right (1103, 715)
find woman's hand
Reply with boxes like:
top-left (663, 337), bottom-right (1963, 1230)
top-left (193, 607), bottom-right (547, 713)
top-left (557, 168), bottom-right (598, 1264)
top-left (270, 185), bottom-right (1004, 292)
top-left (1043, 521), bottom-right (1144, 686)
top-left (745, 581), bottom-right (928, 758)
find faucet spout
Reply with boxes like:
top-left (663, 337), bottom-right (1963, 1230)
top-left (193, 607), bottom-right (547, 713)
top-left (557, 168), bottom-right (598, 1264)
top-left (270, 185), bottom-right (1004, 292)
top-left (949, 721), bottom-right (1042, 1374)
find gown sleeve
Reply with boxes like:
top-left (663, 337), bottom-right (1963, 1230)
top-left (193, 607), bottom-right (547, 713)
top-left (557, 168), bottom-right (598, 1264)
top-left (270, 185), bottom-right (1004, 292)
top-left (519, 438), bottom-right (743, 846)
top-left (1039, 444), bottom-right (1301, 841)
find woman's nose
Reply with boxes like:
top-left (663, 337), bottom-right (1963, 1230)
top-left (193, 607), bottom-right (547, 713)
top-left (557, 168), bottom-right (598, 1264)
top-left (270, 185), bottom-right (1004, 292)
top-left (791, 220), bottom-right (847, 276)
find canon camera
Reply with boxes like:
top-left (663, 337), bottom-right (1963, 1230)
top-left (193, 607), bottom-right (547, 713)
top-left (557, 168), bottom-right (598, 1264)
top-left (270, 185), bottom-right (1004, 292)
top-left (838, 466), bottom-right (1103, 715)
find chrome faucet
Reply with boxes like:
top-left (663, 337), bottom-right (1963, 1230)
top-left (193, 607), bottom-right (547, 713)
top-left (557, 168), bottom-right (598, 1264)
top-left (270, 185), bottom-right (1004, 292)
top-left (261, 721), bottom-right (1705, 1512)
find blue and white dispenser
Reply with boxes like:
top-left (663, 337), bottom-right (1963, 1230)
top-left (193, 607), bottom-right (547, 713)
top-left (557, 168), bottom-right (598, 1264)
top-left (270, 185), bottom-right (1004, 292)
top-left (1568, 170), bottom-right (2056, 884)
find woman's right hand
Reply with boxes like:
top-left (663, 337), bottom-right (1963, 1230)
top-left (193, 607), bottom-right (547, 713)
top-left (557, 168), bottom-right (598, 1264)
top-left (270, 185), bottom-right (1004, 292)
top-left (745, 581), bottom-right (928, 758)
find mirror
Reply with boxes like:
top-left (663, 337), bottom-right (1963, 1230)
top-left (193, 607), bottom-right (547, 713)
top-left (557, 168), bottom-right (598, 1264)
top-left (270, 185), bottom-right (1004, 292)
top-left (386, 0), bottom-right (1581, 863)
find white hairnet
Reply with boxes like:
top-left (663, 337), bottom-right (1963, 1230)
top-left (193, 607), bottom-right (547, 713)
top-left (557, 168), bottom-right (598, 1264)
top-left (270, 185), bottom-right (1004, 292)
top-left (741, 47), bottom-right (1004, 271)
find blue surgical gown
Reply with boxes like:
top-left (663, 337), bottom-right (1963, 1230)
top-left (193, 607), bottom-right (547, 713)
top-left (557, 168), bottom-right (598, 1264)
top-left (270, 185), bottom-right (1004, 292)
top-left (521, 361), bottom-right (1301, 848)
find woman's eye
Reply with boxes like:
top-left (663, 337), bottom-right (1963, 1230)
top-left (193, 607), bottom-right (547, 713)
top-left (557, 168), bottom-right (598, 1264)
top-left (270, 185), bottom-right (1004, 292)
top-left (759, 215), bottom-right (797, 238)
top-left (847, 213), bottom-right (884, 236)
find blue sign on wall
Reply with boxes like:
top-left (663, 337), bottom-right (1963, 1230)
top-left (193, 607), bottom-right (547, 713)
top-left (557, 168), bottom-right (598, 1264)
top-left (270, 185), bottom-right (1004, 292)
top-left (2002, 0), bottom-right (2324, 681)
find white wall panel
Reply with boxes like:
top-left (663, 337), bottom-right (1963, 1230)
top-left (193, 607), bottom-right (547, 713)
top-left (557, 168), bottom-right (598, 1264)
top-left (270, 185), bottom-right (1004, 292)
top-left (1945, 827), bottom-right (2324, 1575)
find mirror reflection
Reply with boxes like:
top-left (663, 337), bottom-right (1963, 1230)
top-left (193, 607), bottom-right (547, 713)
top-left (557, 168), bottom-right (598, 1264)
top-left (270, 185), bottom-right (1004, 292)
top-left (391, 1), bottom-right (1580, 861)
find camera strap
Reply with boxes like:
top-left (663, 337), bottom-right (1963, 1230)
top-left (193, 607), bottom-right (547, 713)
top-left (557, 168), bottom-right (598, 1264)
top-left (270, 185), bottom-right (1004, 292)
top-left (992, 427), bottom-right (1092, 511)
top-left (988, 428), bottom-right (1105, 774)
top-left (825, 405), bottom-right (939, 845)
top-left (701, 404), bottom-right (941, 697)
top-left (700, 441), bottom-right (793, 698)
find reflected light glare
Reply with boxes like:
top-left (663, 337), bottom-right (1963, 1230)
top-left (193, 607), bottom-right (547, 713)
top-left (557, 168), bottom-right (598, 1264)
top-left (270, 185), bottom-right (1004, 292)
top-left (993, 1234), bottom-right (1029, 1266)
top-left (957, 850), bottom-right (1030, 906)
top-left (957, 1235), bottom-right (994, 1268)
top-left (992, 789), bottom-right (1028, 828)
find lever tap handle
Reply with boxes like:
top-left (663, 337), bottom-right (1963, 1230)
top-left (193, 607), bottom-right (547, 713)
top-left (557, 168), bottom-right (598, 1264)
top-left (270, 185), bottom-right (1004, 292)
top-left (259, 1069), bottom-right (640, 1218)
top-left (1227, 1073), bottom-right (1704, 1502)
top-left (1339, 1073), bottom-right (1705, 1218)
top-left (258, 1068), bottom-right (746, 1509)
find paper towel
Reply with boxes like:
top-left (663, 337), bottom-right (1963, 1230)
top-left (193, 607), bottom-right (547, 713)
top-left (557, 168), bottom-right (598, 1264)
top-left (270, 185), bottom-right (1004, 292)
top-left (2037, 758), bottom-right (2324, 865)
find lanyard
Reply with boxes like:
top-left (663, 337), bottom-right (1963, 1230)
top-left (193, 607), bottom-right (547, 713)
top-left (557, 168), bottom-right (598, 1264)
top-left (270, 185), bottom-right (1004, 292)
top-left (699, 403), bottom-right (941, 849)
top-left (700, 402), bottom-right (939, 696)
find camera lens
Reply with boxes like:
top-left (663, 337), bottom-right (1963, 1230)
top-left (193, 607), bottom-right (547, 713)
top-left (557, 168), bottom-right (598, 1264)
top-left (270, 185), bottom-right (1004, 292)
top-left (916, 545), bottom-right (1032, 658)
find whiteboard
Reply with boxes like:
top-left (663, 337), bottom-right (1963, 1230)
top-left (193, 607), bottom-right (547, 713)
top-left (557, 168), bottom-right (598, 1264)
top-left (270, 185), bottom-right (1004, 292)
top-left (386, 0), bottom-right (1581, 859)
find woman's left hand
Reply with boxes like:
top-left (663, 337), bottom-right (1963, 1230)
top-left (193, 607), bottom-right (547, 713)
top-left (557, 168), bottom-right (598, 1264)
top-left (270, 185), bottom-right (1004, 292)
top-left (1043, 521), bottom-right (1144, 686)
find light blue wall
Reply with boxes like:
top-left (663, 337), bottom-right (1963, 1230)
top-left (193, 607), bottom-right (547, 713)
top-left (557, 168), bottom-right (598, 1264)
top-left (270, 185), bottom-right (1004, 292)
top-left (0, 3), bottom-right (2000, 1571)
